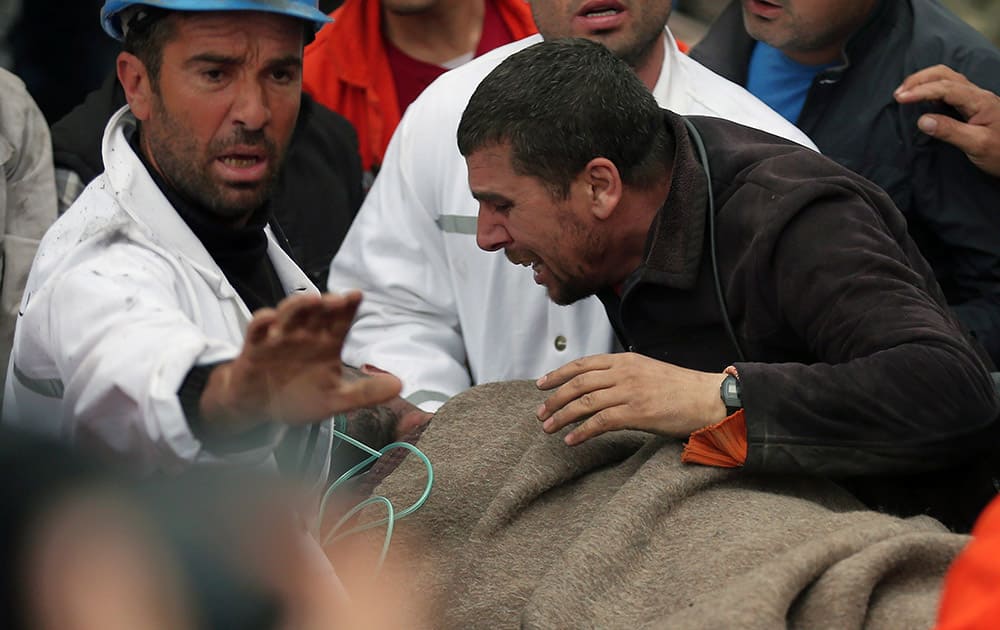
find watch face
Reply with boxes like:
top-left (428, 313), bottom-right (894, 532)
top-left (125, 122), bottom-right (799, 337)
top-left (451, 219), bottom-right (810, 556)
top-left (721, 374), bottom-right (742, 410)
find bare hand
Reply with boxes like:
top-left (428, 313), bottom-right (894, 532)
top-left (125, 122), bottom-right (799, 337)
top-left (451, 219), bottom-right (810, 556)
top-left (895, 65), bottom-right (1000, 177)
top-left (535, 353), bottom-right (727, 446)
top-left (201, 291), bottom-right (402, 434)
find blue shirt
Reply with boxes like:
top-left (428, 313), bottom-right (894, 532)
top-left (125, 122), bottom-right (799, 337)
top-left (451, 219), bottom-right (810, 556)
top-left (747, 42), bottom-right (835, 123)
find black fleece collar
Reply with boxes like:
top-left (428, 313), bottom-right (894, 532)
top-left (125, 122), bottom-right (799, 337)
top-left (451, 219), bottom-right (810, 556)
top-left (630, 111), bottom-right (710, 292)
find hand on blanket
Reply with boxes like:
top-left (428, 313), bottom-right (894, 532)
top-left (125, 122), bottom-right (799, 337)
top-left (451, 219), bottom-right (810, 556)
top-left (535, 353), bottom-right (728, 446)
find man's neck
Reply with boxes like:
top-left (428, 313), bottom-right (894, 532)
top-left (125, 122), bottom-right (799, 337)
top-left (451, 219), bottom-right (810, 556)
top-left (633, 34), bottom-right (667, 91)
top-left (614, 175), bottom-right (673, 276)
top-left (779, 44), bottom-right (843, 67)
top-left (382, 0), bottom-right (486, 66)
top-left (778, 0), bottom-right (879, 66)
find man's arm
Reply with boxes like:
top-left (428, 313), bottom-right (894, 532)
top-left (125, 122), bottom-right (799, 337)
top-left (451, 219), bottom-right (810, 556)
top-left (737, 184), bottom-right (999, 475)
top-left (25, 248), bottom-right (397, 473)
top-left (532, 183), bottom-right (999, 477)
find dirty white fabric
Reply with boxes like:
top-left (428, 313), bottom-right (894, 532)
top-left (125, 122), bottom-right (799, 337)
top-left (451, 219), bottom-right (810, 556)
top-left (0, 68), bottom-right (58, 396)
top-left (3, 107), bottom-right (328, 475)
top-left (328, 29), bottom-right (816, 411)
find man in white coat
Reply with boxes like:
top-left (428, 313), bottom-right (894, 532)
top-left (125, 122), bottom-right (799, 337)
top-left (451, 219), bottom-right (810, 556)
top-left (4, 0), bottom-right (403, 475)
top-left (328, 0), bottom-right (817, 410)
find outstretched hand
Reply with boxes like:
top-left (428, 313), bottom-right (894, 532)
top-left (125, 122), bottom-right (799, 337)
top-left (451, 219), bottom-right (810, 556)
top-left (201, 291), bottom-right (402, 435)
top-left (895, 65), bottom-right (1000, 177)
top-left (535, 353), bottom-right (727, 446)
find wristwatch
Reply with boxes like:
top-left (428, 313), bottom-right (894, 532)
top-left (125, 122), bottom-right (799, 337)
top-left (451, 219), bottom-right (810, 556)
top-left (720, 374), bottom-right (742, 416)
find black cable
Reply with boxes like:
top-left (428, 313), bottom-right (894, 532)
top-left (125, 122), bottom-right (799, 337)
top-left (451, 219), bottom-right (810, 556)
top-left (682, 118), bottom-right (746, 362)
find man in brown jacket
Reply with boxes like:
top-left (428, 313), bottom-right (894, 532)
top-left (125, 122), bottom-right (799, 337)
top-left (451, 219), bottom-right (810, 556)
top-left (458, 38), bottom-right (1000, 530)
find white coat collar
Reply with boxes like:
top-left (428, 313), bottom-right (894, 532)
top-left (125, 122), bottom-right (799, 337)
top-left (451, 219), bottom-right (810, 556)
top-left (100, 107), bottom-right (315, 304)
top-left (650, 28), bottom-right (688, 111)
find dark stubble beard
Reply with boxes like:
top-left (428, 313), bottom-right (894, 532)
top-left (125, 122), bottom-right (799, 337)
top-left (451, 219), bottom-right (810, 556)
top-left (547, 214), bottom-right (609, 306)
top-left (144, 99), bottom-right (283, 221)
top-left (612, 22), bottom-right (667, 71)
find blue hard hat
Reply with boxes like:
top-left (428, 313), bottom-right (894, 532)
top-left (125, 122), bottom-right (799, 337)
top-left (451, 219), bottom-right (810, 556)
top-left (100, 0), bottom-right (332, 41)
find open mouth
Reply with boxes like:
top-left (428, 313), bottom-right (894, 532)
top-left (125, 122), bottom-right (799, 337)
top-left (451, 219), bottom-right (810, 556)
top-left (214, 146), bottom-right (269, 183)
top-left (575, 0), bottom-right (627, 29)
top-left (583, 6), bottom-right (621, 17)
top-left (506, 251), bottom-right (552, 287)
top-left (521, 259), bottom-right (548, 284)
top-left (531, 261), bottom-right (550, 286)
top-left (745, 0), bottom-right (783, 18)
top-left (219, 155), bottom-right (261, 168)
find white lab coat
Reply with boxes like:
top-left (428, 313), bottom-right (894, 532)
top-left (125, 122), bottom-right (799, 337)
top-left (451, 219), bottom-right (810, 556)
top-left (0, 68), bottom-right (58, 396)
top-left (4, 107), bottom-right (331, 476)
top-left (328, 31), bottom-right (817, 410)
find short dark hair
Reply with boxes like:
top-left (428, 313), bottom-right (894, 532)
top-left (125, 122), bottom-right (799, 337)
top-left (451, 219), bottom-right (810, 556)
top-left (121, 7), bottom-right (175, 89)
top-left (457, 38), bottom-right (672, 198)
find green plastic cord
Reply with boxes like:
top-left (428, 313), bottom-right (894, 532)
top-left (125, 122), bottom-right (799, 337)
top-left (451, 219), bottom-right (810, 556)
top-left (315, 415), bottom-right (434, 573)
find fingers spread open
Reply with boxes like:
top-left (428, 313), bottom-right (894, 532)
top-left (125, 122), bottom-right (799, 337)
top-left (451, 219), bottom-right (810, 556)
top-left (319, 292), bottom-right (362, 342)
top-left (273, 294), bottom-right (325, 337)
top-left (245, 308), bottom-right (278, 345)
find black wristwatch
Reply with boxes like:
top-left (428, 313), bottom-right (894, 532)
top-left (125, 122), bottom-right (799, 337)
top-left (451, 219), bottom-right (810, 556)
top-left (720, 374), bottom-right (742, 416)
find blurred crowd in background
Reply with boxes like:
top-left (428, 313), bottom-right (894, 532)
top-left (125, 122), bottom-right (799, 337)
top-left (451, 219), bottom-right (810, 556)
top-left (3, 0), bottom-right (999, 125)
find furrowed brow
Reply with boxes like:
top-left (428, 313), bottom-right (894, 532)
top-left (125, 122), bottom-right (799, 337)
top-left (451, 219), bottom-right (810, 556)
top-left (471, 191), bottom-right (512, 204)
top-left (184, 53), bottom-right (243, 67)
top-left (267, 54), bottom-right (303, 69)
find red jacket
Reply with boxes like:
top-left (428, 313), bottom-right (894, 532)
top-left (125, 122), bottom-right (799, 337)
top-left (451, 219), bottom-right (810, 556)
top-left (303, 0), bottom-right (537, 173)
top-left (935, 496), bottom-right (1000, 630)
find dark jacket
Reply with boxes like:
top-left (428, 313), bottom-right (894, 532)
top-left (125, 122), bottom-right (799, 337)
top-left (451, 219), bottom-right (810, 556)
top-left (50, 74), bottom-right (363, 289)
top-left (690, 0), bottom-right (1000, 367)
top-left (600, 112), bottom-right (1000, 528)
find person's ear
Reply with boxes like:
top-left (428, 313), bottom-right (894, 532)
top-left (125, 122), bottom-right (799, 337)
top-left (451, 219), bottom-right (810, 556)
top-left (117, 51), bottom-right (154, 121)
top-left (584, 157), bottom-right (623, 220)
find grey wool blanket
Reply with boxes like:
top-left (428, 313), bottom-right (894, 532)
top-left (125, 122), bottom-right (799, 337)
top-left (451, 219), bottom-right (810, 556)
top-left (372, 381), bottom-right (969, 629)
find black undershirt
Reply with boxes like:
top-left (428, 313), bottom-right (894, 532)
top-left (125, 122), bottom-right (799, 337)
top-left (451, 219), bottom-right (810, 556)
top-left (129, 131), bottom-right (287, 312)
top-left (129, 130), bottom-right (288, 452)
